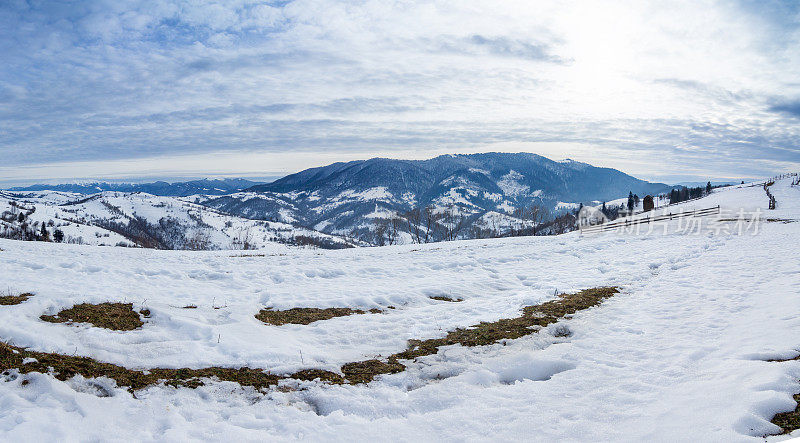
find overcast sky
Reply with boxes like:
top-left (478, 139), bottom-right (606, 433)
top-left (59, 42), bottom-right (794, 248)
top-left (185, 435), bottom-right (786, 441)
top-left (1, 0), bottom-right (799, 186)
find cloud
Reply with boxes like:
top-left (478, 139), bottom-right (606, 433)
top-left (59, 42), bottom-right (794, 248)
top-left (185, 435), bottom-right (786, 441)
top-left (0, 0), bottom-right (798, 183)
top-left (769, 100), bottom-right (800, 118)
top-left (431, 35), bottom-right (567, 63)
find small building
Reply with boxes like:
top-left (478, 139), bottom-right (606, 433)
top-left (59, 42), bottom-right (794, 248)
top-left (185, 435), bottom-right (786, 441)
top-left (643, 195), bottom-right (654, 212)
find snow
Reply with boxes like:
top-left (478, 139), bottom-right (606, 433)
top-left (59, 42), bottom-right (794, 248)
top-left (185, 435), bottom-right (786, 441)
top-left (497, 200), bottom-right (516, 213)
top-left (432, 187), bottom-right (482, 209)
top-left (336, 187), bottom-right (394, 202)
top-left (497, 170), bottom-right (531, 197)
top-left (1, 177), bottom-right (799, 440)
top-left (555, 201), bottom-right (580, 211)
top-left (0, 191), bottom-right (352, 250)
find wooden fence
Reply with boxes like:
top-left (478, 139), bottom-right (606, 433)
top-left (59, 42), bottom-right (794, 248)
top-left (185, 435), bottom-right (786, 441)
top-left (764, 183), bottom-right (776, 210)
top-left (579, 206), bottom-right (721, 234)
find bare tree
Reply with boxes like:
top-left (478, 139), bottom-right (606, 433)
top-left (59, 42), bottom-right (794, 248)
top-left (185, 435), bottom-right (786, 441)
top-left (389, 215), bottom-right (403, 245)
top-left (440, 205), bottom-right (466, 241)
top-left (422, 206), bottom-right (439, 243)
top-left (526, 204), bottom-right (547, 236)
top-left (233, 228), bottom-right (254, 250)
top-left (404, 208), bottom-right (424, 244)
top-left (374, 219), bottom-right (388, 246)
top-left (186, 229), bottom-right (212, 250)
top-left (511, 207), bottom-right (525, 236)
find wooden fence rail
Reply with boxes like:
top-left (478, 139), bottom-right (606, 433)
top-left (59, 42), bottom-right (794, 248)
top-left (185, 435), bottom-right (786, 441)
top-left (579, 206), bottom-right (721, 234)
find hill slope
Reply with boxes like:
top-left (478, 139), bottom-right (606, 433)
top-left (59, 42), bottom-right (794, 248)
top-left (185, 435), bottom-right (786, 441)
top-left (0, 190), bottom-right (355, 250)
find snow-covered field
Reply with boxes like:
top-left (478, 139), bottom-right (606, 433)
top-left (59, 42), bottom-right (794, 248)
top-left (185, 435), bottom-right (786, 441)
top-left (0, 178), bottom-right (799, 441)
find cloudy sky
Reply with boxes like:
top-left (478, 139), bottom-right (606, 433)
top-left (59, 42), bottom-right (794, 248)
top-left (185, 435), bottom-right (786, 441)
top-left (1, 0), bottom-right (798, 186)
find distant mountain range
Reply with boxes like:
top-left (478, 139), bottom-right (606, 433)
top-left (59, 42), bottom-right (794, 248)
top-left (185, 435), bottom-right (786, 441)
top-left (11, 178), bottom-right (264, 197)
top-left (201, 153), bottom-right (673, 241)
top-left (5, 153), bottom-right (678, 245)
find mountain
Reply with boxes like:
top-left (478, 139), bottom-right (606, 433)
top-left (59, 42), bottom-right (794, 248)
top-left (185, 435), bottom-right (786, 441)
top-left (201, 153), bottom-right (672, 242)
top-left (0, 190), bottom-right (356, 250)
top-left (3, 153), bottom-right (674, 246)
top-left (10, 178), bottom-right (266, 197)
top-left (251, 153), bottom-right (669, 202)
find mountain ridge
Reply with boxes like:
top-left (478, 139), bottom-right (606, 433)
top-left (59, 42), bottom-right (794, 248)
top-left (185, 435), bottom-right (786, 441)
top-left (201, 152), bottom-right (674, 242)
top-left (10, 178), bottom-right (266, 197)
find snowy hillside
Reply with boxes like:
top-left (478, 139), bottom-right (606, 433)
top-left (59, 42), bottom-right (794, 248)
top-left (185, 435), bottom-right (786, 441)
top-left (0, 175), bottom-right (798, 440)
top-left (0, 191), bottom-right (356, 250)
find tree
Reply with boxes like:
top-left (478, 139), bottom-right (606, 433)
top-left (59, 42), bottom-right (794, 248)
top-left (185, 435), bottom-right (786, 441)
top-left (374, 219), bottom-right (388, 246)
top-left (440, 205), bottom-right (465, 241)
top-left (627, 192), bottom-right (634, 212)
top-left (511, 207), bottom-right (525, 236)
top-left (53, 228), bottom-right (64, 243)
top-left (404, 208), bottom-right (424, 244)
top-left (422, 206), bottom-right (439, 243)
top-left (526, 204), bottom-right (547, 235)
top-left (706, 181), bottom-right (712, 194)
top-left (390, 216), bottom-right (403, 245)
top-left (17, 212), bottom-right (25, 223)
top-left (40, 223), bottom-right (49, 241)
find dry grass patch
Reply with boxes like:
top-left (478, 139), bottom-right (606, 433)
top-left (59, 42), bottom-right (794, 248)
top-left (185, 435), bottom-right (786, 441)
top-left (256, 307), bottom-right (382, 326)
top-left (429, 295), bottom-right (464, 302)
top-left (766, 351), bottom-right (800, 435)
top-left (0, 342), bottom-right (342, 392)
top-left (395, 287), bottom-right (618, 361)
top-left (341, 359), bottom-right (405, 384)
top-left (346, 286), bottom-right (619, 383)
top-left (0, 292), bottom-right (33, 306)
top-left (40, 302), bottom-right (144, 331)
top-left (771, 394), bottom-right (800, 435)
top-left (1, 286), bottom-right (620, 391)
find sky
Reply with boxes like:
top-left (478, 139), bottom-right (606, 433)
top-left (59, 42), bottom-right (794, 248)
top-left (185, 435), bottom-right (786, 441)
top-left (1, 0), bottom-right (799, 186)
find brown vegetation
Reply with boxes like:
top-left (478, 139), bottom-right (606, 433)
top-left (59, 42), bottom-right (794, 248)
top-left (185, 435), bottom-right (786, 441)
top-left (0, 292), bottom-right (33, 306)
top-left (1, 287), bottom-right (619, 394)
top-left (256, 307), bottom-right (382, 326)
top-left (40, 303), bottom-right (144, 330)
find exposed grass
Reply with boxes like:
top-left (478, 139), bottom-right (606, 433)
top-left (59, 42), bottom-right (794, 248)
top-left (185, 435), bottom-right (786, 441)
top-left (766, 351), bottom-right (800, 435)
top-left (2, 287), bottom-right (620, 392)
top-left (0, 292), bottom-right (33, 306)
top-left (429, 295), bottom-right (464, 302)
top-left (0, 341), bottom-right (342, 392)
top-left (183, 305), bottom-right (198, 309)
top-left (341, 359), bottom-right (405, 384)
top-left (344, 287), bottom-right (619, 383)
top-left (256, 307), bottom-right (382, 326)
top-left (767, 353), bottom-right (800, 363)
top-left (40, 303), bottom-right (144, 331)
top-left (771, 394), bottom-right (800, 435)
top-left (395, 287), bottom-right (618, 361)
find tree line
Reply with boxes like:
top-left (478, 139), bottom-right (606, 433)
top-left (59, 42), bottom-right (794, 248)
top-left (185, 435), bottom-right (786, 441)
top-left (372, 202), bottom-right (553, 245)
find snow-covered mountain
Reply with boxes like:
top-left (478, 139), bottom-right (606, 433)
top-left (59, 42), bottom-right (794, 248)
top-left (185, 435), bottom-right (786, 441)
top-left (2, 153), bottom-right (674, 246)
top-left (10, 178), bottom-right (265, 197)
top-left (0, 190), bottom-right (356, 250)
top-left (201, 153), bottom-right (671, 241)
